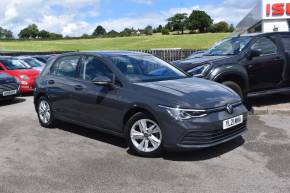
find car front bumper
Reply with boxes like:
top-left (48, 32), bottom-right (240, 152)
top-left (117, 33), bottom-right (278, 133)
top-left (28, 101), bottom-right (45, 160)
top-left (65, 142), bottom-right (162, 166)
top-left (156, 104), bottom-right (248, 150)
top-left (19, 79), bottom-right (36, 93)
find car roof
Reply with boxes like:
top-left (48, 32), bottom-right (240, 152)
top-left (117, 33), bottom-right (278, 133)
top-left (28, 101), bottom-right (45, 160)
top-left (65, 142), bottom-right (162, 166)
top-left (58, 50), bottom-right (152, 57)
top-left (0, 56), bottom-right (14, 60)
top-left (237, 32), bottom-right (290, 37)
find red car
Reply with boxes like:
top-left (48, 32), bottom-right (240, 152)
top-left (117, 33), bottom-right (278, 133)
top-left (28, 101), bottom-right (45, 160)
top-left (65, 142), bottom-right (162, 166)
top-left (0, 57), bottom-right (40, 93)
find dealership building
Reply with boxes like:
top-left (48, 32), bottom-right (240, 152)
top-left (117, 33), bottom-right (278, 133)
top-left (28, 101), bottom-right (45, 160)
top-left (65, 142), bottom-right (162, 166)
top-left (235, 0), bottom-right (290, 35)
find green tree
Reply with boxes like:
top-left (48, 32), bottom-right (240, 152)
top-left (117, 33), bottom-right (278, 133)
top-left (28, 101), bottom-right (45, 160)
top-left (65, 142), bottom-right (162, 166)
top-left (156, 25), bottom-right (163, 33)
top-left (81, 34), bottom-right (91, 38)
top-left (49, 33), bottom-right (63, 39)
top-left (167, 13), bottom-right (188, 34)
top-left (144, 25), bottom-right (153, 35)
top-left (120, 28), bottom-right (132, 36)
top-left (0, 27), bottom-right (13, 39)
top-left (161, 28), bottom-right (170, 35)
top-left (228, 24), bottom-right (235, 32)
top-left (38, 30), bottom-right (50, 39)
top-left (5, 30), bottom-right (13, 39)
top-left (107, 30), bottom-right (119, 37)
top-left (187, 10), bottom-right (213, 33)
top-left (92, 25), bottom-right (106, 36)
top-left (209, 21), bottom-right (229, 33)
top-left (18, 24), bottom-right (39, 39)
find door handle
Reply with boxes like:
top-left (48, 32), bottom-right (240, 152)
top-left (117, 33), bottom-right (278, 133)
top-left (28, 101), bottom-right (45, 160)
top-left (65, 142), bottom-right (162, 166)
top-left (48, 80), bottom-right (55, 85)
top-left (74, 85), bottom-right (84, 91)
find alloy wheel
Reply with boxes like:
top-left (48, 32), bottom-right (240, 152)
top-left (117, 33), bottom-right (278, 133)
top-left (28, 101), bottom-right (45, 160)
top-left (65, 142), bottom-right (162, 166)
top-left (130, 119), bottom-right (162, 153)
top-left (38, 100), bottom-right (51, 124)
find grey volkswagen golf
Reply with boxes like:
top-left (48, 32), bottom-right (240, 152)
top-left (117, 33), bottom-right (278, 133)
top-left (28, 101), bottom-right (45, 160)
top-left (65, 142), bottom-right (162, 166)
top-left (34, 51), bottom-right (248, 157)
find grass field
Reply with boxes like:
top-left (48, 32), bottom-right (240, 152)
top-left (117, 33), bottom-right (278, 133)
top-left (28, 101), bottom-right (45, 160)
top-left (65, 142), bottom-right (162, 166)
top-left (0, 33), bottom-right (229, 51)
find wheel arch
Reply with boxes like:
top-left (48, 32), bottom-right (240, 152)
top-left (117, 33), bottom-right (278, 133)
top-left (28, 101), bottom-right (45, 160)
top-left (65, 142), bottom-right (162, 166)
top-left (122, 105), bottom-right (158, 131)
top-left (213, 71), bottom-right (249, 93)
top-left (34, 92), bottom-right (48, 109)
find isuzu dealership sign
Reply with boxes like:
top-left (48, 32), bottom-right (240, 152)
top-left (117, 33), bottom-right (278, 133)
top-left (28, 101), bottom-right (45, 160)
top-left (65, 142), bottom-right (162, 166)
top-left (263, 0), bottom-right (290, 19)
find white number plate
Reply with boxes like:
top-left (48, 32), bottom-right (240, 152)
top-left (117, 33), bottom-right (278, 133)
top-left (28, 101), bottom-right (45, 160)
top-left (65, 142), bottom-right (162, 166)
top-left (3, 90), bottom-right (17, 96)
top-left (223, 115), bottom-right (243, 130)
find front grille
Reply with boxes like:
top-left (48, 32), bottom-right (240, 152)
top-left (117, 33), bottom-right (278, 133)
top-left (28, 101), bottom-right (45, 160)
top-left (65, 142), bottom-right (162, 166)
top-left (0, 83), bottom-right (19, 94)
top-left (180, 122), bottom-right (247, 146)
top-left (206, 102), bottom-right (243, 114)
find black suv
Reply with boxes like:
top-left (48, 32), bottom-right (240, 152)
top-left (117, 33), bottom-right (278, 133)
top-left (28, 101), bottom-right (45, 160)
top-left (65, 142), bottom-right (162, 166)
top-left (34, 51), bottom-right (247, 157)
top-left (173, 32), bottom-right (290, 100)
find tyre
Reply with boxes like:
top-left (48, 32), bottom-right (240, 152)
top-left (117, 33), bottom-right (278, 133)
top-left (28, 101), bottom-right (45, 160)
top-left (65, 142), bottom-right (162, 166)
top-left (125, 112), bottom-right (163, 157)
top-left (222, 81), bottom-right (244, 100)
top-left (37, 96), bottom-right (57, 128)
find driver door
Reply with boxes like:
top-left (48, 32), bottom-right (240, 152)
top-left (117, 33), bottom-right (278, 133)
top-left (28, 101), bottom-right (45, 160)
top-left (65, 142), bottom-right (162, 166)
top-left (245, 37), bottom-right (284, 92)
top-left (70, 56), bottom-right (124, 132)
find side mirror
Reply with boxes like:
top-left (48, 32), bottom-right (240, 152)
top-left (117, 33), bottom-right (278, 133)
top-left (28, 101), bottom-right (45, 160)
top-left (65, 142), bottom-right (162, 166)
top-left (92, 76), bottom-right (113, 86)
top-left (249, 49), bottom-right (262, 59)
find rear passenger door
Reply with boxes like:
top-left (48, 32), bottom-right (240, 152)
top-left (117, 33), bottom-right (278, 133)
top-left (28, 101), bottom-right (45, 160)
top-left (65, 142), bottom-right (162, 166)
top-left (246, 36), bottom-right (284, 91)
top-left (47, 55), bottom-right (82, 120)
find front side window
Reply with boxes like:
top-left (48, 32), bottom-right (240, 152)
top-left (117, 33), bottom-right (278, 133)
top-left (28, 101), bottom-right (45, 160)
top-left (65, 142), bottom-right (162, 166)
top-left (80, 56), bottom-right (113, 81)
top-left (107, 55), bottom-right (187, 82)
top-left (51, 56), bottom-right (80, 78)
top-left (251, 37), bottom-right (277, 56)
top-left (281, 36), bottom-right (290, 52)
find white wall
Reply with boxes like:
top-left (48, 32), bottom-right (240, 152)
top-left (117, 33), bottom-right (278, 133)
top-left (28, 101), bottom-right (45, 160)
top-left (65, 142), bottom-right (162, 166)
top-left (262, 19), bottom-right (289, 32)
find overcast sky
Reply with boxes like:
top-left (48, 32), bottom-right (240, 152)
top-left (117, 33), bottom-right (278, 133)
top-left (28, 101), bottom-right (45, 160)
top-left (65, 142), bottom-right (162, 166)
top-left (0, 0), bottom-right (260, 37)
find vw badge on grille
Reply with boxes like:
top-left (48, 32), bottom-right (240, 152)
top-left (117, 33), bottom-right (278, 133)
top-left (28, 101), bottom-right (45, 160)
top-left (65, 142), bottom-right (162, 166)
top-left (226, 104), bottom-right (234, 114)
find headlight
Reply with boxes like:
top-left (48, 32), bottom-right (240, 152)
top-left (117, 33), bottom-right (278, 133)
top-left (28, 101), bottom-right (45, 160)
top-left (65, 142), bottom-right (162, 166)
top-left (188, 64), bottom-right (210, 77)
top-left (20, 75), bottom-right (30, 81)
top-left (158, 105), bottom-right (207, 120)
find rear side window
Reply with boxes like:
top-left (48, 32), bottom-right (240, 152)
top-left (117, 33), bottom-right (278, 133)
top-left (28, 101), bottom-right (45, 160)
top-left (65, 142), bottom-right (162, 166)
top-left (251, 37), bottom-right (277, 56)
top-left (51, 56), bottom-right (80, 78)
top-left (281, 36), bottom-right (290, 52)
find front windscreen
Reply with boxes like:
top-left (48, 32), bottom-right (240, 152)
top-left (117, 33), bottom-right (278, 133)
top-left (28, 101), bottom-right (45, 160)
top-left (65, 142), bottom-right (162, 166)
top-left (107, 55), bottom-right (187, 82)
top-left (0, 59), bottom-right (31, 70)
top-left (24, 58), bottom-right (45, 67)
top-left (205, 36), bottom-right (252, 56)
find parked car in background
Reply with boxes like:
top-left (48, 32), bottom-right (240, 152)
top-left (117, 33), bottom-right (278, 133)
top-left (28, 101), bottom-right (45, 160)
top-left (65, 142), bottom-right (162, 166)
top-left (0, 72), bottom-right (19, 101)
top-left (0, 57), bottom-right (40, 93)
top-left (32, 54), bottom-right (58, 64)
top-left (172, 32), bottom-right (290, 100)
top-left (17, 56), bottom-right (45, 72)
top-left (34, 51), bottom-right (248, 157)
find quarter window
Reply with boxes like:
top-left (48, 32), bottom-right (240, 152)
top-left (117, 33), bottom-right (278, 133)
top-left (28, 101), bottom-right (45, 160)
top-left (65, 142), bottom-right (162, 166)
top-left (80, 56), bottom-right (113, 81)
top-left (51, 56), bottom-right (80, 78)
top-left (251, 37), bottom-right (277, 56)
